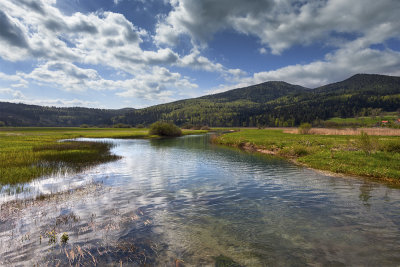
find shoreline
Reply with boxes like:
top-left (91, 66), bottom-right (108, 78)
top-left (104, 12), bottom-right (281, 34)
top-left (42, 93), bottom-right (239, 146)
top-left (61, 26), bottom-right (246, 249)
top-left (219, 140), bottom-right (400, 187)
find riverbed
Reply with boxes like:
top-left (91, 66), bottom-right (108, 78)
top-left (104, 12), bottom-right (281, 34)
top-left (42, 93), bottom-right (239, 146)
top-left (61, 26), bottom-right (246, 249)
top-left (1, 134), bottom-right (400, 266)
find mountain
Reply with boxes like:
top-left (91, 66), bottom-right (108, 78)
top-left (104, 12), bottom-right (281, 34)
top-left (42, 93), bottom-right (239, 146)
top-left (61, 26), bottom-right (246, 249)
top-left (0, 102), bottom-right (133, 127)
top-left (0, 74), bottom-right (399, 127)
top-left (122, 81), bottom-right (309, 127)
top-left (265, 74), bottom-right (400, 125)
top-left (121, 74), bottom-right (400, 127)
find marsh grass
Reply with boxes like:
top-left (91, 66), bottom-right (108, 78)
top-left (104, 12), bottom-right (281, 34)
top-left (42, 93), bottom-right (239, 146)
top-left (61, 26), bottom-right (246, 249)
top-left (215, 129), bottom-right (400, 183)
top-left (0, 127), bottom-right (208, 185)
top-left (0, 128), bottom-right (145, 185)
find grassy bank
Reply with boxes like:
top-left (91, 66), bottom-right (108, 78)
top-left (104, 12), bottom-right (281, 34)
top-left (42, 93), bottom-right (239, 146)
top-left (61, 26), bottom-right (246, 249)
top-left (0, 127), bottom-right (207, 185)
top-left (214, 129), bottom-right (400, 184)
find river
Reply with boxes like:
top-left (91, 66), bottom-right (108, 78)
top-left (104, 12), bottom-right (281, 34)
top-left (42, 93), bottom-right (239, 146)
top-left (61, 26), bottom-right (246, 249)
top-left (1, 134), bottom-right (400, 266)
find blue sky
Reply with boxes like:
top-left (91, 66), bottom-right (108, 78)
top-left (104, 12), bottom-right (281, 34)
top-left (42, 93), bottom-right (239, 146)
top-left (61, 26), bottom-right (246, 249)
top-left (0, 0), bottom-right (399, 109)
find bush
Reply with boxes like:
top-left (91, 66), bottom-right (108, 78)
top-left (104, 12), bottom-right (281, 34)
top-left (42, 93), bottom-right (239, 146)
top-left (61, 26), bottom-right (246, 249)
top-left (357, 131), bottom-right (374, 155)
top-left (149, 121), bottom-right (182, 137)
top-left (200, 125), bottom-right (210, 130)
top-left (80, 124), bottom-right (89, 128)
top-left (0, 121), bottom-right (5, 127)
top-left (136, 124), bottom-right (145, 128)
top-left (298, 123), bottom-right (312, 134)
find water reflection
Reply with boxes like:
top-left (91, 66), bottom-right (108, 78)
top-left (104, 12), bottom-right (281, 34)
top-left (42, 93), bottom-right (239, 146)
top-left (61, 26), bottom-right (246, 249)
top-left (1, 134), bottom-right (400, 266)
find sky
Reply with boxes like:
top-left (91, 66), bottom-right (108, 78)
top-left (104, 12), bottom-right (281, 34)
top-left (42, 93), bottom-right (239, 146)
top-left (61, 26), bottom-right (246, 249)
top-left (0, 0), bottom-right (399, 109)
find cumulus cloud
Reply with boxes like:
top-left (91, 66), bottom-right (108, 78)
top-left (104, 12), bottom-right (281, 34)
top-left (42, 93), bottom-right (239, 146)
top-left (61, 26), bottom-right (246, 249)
top-left (0, 0), bottom-right (245, 102)
top-left (157, 0), bottom-right (400, 54)
top-left (209, 44), bottom-right (400, 94)
top-left (1, 0), bottom-right (399, 106)
top-left (0, 96), bottom-right (100, 107)
top-left (0, 71), bottom-right (29, 88)
top-left (16, 61), bottom-right (198, 102)
top-left (0, 87), bottom-right (25, 99)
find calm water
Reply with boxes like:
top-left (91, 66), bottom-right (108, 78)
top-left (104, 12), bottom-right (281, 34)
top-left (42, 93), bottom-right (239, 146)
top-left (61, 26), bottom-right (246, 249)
top-left (1, 134), bottom-right (400, 266)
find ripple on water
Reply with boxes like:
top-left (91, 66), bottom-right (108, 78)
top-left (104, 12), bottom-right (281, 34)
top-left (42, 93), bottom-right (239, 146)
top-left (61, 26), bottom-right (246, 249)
top-left (1, 135), bottom-right (400, 266)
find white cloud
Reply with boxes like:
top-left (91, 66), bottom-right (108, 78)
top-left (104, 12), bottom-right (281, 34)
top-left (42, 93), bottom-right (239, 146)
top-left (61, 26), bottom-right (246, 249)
top-left (1, 0), bottom-right (399, 106)
top-left (259, 48), bottom-right (267, 55)
top-left (16, 61), bottom-right (198, 102)
top-left (156, 0), bottom-right (400, 54)
top-left (210, 44), bottom-right (400, 93)
top-left (0, 87), bottom-right (25, 99)
top-left (0, 0), bottom-right (245, 102)
top-left (0, 96), bottom-right (100, 107)
top-left (0, 72), bottom-right (29, 88)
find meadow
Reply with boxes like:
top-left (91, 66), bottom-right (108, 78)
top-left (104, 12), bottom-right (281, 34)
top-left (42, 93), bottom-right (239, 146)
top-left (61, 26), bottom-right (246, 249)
top-left (0, 127), bottom-right (206, 185)
top-left (324, 113), bottom-right (399, 127)
top-left (214, 128), bottom-right (400, 184)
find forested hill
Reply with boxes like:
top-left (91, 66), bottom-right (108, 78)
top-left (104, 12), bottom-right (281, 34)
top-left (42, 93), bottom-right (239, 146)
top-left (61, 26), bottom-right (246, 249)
top-left (200, 81), bottom-right (309, 103)
top-left (121, 74), bottom-right (400, 127)
top-left (0, 102), bottom-right (133, 127)
top-left (1, 74), bottom-right (399, 127)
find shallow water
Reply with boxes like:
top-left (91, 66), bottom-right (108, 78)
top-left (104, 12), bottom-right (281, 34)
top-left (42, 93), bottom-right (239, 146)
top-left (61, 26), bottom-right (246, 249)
top-left (1, 134), bottom-right (400, 266)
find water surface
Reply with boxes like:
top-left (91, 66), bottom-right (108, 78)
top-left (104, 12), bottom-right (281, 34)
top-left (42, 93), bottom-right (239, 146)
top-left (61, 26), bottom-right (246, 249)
top-left (1, 134), bottom-right (400, 266)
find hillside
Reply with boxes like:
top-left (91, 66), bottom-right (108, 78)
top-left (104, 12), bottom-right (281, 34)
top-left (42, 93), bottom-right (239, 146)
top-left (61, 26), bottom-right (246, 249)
top-left (0, 74), bottom-right (399, 127)
top-left (121, 74), bottom-right (400, 127)
top-left (122, 81), bottom-right (309, 127)
top-left (0, 102), bottom-right (133, 127)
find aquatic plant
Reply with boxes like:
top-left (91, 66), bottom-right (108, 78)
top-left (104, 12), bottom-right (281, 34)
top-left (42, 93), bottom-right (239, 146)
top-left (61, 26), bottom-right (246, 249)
top-left (61, 233), bottom-right (69, 244)
top-left (46, 229), bottom-right (57, 244)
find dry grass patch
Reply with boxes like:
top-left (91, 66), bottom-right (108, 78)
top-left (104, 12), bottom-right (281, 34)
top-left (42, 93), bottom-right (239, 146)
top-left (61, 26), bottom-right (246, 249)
top-left (284, 127), bottom-right (400, 136)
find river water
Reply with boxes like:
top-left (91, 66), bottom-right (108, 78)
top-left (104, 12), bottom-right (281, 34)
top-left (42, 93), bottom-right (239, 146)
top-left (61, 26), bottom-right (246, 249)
top-left (1, 134), bottom-right (400, 266)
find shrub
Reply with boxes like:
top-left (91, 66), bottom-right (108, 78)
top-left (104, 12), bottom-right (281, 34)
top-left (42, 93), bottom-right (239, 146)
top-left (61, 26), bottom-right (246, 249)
top-left (200, 125), bottom-right (210, 130)
top-left (0, 121), bottom-right (5, 127)
top-left (149, 121), bottom-right (182, 137)
top-left (298, 123), bottom-right (312, 134)
top-left (136, 124), bottom-right (145, 128)
top-left (80, 124), bottom-right (89, 128)
top-left (357, 131), bottom-right (374, 155)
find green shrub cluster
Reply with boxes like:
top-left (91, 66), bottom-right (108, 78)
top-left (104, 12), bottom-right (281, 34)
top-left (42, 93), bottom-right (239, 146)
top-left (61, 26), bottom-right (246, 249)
top-left (149, 121), bottom-right (182, 137)
top-left (298, 123), bottom-right (312, 134)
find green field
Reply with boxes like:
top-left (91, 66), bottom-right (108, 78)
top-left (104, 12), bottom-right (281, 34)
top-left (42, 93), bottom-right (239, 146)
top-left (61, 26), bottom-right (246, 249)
top-left (324, 113), bottom-right (399, 127)
top-left (0, 127), bottom-right (206, 185)
top-left (215, 129), bottom-right (400, 184)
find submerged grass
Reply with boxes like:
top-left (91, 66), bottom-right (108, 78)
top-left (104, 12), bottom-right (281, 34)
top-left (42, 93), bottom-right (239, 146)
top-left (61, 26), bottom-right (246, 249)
top-left (0, 127), bottom-right (207, 185)
top-left (215, 129), bottom-right (400, 184)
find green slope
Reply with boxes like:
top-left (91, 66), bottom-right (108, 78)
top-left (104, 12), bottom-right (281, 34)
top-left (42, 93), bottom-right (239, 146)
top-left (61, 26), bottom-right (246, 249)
top-left (1, 74), bottom-right (399, 127)
top-left (121, 74), bottom-right (400, 127)
top-left (0, 102), bottom-right (134, 127)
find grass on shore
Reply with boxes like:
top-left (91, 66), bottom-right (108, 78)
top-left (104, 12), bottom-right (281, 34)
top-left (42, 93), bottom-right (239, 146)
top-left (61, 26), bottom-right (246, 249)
top-left (0, 127), bottom-right (207, 185)
top-left (214, 129), bottom-right (400, 184)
